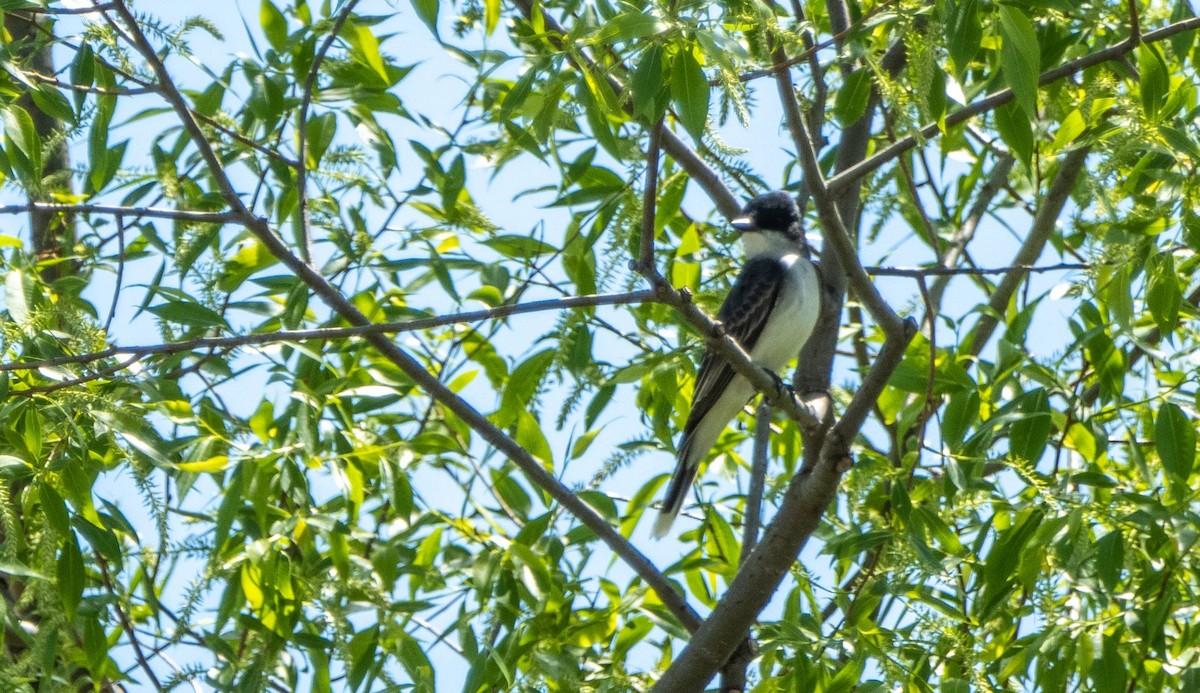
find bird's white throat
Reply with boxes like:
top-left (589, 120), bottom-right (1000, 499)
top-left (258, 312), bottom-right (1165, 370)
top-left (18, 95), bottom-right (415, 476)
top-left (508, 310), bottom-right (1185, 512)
top-left (741, 229), bottom-right (803, 260)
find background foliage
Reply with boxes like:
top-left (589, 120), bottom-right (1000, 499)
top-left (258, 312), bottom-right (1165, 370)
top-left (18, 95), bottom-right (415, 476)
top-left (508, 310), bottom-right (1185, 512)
top-left (0, 0), bottom-right (1198, 691)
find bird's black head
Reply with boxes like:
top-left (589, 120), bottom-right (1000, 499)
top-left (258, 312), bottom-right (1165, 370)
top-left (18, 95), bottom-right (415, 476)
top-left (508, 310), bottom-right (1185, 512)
top-left (731, 191), bottom-right (804, 244)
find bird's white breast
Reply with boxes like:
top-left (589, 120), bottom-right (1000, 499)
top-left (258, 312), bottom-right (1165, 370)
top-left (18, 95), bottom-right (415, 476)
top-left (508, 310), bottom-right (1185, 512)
top-left (749, 250), bottom-right (820, 370)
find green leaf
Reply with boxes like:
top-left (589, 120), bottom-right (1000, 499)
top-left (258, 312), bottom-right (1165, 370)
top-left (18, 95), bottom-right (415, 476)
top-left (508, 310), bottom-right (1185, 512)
top-left (3, 107), bottom-right (40, 183)
top-left (1146, 252), bottom-right (1181, 335)
top-left (1104, 264), bottom-right (1133, 331)
top-left (5, 269), bottom-right (30, 324)
top-left (942, 390), bottom-right (980, 449)
top-left (1009, 388), bottom-right (1051, 463)
top-left (498, 349), bottom-right (556, 426)
top-left (998, 6), bottom-right (1040, 120)
top-left (147, 300), bottom-right (230, 329)
top-left (304, 112), bottom-right (337, 168)
top-left (1160, 126), bottom-right (1200, 162)
top-left (88, 66), bottom-right (117, 192)
top-left (575, 79), bottom-right (620, 158)
top-left (352, 24), bottom-right (390, 84)
top-left (1138, 43), bottom-right (1168, 119)
top-left (498, 68), bottom-right (537, 122)
top-left (484, 0), bottom-right (499, 35)
top-left (1095, 530), bottom-right (1123, 590)
top-left (632, 44), bottom-right (666, 121)
top-left (0, 561), bottom-right (45, 580)
top-left (1156, 402), bottom-right (1195, 481)
top-left (218, 240), bottom-right (279, 293)
top-left (598, 12), bottom-right (667, 42)
top-left (69, 43), bottom-right (94, 110)
top-left (994, 100), bottom-right (1033, 167)
top-left (670, 45), bottom-right (709, 140)
top-left (1091, 633), bottom-right (1127, 693)
top-left (57, 534), bottom-right (84, 620)
top-left (834, 69), bottom-right (873, 126)
top-left (947, 0), bottom-right (982, 78)
top-left (81, 614), bottom-right (108, 674)
top-left (483, 234), bottom-right (556, 259)
top-left (71, 516), bottom-right (122, 562)
top-left (30, 86), bottom-right (76, 126)
top-left (260, 0), bottom-right (288, 51)
top-left (39, 484), bottom-right (70, 536)
top-left (22, 407), bottom-right (42, 460)
top-left (408, 0), bottom-right (439, 38)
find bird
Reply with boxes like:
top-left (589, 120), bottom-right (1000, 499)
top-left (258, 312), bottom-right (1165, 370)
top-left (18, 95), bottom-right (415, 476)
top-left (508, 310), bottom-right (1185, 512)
top-left (651, 191), bottom-right (821, 538)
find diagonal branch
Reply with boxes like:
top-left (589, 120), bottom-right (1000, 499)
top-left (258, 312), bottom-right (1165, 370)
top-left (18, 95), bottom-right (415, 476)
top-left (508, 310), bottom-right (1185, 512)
top-left (928, 154), bottom-right (1016, 311)
top-left (825, 17), bottom-right (1200, 194)
top-left (789, 87), bottom-right (906, 337)
top-left (653, 320), bottom-right (916, 692)
top-left (970, 147), bottom-right (1089, 356)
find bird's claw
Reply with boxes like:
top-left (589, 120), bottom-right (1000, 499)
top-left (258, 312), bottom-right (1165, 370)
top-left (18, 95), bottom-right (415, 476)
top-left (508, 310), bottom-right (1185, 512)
top-left (762, 368), bottom-right (791, 400)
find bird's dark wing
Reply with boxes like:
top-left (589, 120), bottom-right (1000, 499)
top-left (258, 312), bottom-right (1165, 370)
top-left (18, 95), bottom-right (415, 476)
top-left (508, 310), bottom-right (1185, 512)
top-left (684, 257), bottom-right (785, 434)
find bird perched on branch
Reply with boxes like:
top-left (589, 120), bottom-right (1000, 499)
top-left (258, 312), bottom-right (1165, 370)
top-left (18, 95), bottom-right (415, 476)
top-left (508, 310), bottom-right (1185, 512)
top-left (652, 191), bottom-right (820, 538)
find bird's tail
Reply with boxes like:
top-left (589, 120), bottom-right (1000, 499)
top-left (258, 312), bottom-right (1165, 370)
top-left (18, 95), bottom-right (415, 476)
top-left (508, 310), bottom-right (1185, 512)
top-left (651, 439), bottom-right (701, 538)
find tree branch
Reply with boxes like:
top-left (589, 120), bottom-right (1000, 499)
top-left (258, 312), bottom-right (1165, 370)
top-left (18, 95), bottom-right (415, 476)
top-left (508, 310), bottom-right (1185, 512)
top-left (789, 87), bottom-right (905, 337)
top-left (970, 147), bottom-right (1089, 355)
top-left (653, 320), bottom-right (915, 691)
top-left (638, 118), bottom-right (664, 277)
top-left (869, 261), bottom-right (1088, 277)
top-left (0, 202), bottom-right (240, 224)
top-left (0, 291), bottom-right (661, 374)
top-left (295, 0), bottom-right (361, 266)
top-left (928, 155), bottom-right (1016, 309)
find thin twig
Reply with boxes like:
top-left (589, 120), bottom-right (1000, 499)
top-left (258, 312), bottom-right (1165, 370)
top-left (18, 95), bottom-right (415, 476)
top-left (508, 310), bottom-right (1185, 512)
top-left (21, 70), bottom-right (155, 95)
top-left (96, 554), bottom-right (162, 690)
top-left (0, 202), bottom-right (239, 224)
top-left (295, 0), bottom-right (361, 266)
top-left (741, 402), bottom-right (772, 562)
top-left (639, 117), bottom-right (663, 276)
top-left (868, 261), bottom-right (1088, 277)
top-left (0, 291), bottom-right (660, 373)
top-left (104, 213), bottom-right (126, 334)
top-left (928, 155), bottom-right (1016, 309)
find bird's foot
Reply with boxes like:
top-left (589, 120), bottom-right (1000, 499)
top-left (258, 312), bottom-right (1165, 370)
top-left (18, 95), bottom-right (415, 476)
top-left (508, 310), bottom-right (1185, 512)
top-left (761, 368), bottom-right (791, 401)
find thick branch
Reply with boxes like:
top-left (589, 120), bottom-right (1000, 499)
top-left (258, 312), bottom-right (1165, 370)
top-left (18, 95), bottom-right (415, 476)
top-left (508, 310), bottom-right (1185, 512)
top-left (790, 97), bottom-right (905, 337)
top-left (653, 321), bottom-right (916, 691)
top-left (970, 147), bottom-right (1089, 355)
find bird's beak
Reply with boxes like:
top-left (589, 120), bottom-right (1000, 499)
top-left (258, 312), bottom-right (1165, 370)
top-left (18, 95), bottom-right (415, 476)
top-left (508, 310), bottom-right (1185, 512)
top-left (731, 216), bottom-right (754, 232)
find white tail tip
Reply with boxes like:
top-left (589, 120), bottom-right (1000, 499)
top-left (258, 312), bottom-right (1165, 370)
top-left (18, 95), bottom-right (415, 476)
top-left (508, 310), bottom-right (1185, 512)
top-left (650, 509), bottom-right (678, 539)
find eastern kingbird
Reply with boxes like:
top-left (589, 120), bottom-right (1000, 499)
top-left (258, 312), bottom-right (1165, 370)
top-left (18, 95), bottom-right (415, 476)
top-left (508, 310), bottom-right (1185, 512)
top-left (652, 191), bottom-right (820, 538)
